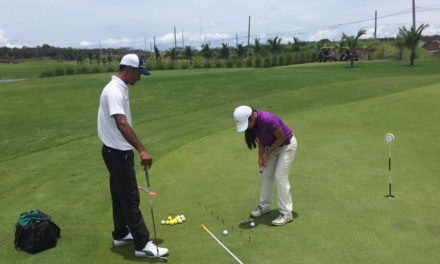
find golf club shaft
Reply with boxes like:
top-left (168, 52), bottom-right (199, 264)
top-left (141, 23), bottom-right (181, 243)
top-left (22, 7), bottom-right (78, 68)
top-left (201, 224), bottom-right (243, 264)
top-left (138, 185), bottom-right (157, 195)
top-left (247, 166), bottom-right (264, 220)
top-left (145, 169), bottom-right (160, 258)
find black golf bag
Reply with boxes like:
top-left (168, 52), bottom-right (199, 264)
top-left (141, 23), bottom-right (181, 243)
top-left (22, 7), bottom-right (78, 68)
top-left (14, 210), bottom-right (61, 254)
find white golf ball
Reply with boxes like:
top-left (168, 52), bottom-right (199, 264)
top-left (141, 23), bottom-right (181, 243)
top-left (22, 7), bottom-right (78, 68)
top-left (161, 220), bottom-right (166, 225)
top-left (250, 222), bottom-right (255, 227)
top-left (178, 219), bottom-right (182, 224)
top-left (223, 230), bottom-right (228, 235)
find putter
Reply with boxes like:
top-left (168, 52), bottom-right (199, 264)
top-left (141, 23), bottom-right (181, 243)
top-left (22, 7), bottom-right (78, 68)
top-left (241, 166), bottom-right (264, 225)
top-left (145, 169), bottom-right (167, 262)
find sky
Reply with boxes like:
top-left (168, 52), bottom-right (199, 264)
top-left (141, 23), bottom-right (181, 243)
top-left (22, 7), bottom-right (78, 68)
top-left (1, 0), bottom-right (439, 51)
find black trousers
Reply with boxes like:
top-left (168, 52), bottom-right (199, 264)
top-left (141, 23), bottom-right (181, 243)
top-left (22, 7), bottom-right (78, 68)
top-left (102, 145), bottom-right (149, 250)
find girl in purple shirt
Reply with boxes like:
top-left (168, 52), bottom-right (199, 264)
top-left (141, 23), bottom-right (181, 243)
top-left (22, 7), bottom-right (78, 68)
top-left (233, 105), bottom-right (297, 226)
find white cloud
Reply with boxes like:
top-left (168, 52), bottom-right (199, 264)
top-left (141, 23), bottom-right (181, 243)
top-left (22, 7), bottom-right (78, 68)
top-left (0, 28), bottom-right (9, 45)
top-left (424, 25), bottom-right (440, 36)
top-left (0, 28), bottom-right (22, 48)
top-left (307, 30), bottom-right (339, 41)
top-left (79, 40), bottom-right (95, 47)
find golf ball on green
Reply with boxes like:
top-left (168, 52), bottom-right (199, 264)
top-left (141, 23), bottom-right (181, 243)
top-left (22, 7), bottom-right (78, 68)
top-left (250, 222), bottom-right (255, 227)
top-left (161, 220), bottom-right (166, 225)
top-left (223, 230), bottom-right (228, 235)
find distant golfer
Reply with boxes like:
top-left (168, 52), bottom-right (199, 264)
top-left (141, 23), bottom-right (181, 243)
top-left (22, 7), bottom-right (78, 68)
top-left (233, 106), bottom-right (297, 226)
top-left (98, 54), bottom-right (168, 258)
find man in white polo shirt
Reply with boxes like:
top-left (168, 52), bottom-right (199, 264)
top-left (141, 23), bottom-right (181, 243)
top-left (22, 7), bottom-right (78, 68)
top-left (98, 54), bottom-right (168, 258)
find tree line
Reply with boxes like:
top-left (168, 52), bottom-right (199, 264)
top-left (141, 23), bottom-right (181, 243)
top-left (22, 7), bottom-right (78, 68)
top-left (1, 25), bottom-right (433, 71)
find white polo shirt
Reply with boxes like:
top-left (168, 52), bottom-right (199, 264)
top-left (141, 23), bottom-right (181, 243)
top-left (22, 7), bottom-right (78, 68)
top-left (97, 76), bottom-right (133, 151)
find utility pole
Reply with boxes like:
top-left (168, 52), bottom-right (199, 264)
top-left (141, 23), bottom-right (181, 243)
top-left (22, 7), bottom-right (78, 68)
top-left (412, 0), bottom-right (416, 29)
top-left (247, 16), bottom-right (251, 59)
top-left (174, 26), bottom-right (177, 49)
top-left (374, 11), bottom-right (377, 39)
top-left (182, 29), bottom-right (185, 48)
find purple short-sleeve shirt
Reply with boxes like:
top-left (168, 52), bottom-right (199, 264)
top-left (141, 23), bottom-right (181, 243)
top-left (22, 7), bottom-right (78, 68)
top-left (254, 110), bottom-right (293, 147)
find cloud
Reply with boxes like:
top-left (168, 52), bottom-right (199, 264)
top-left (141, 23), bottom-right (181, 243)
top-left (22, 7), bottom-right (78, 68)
top-left (79, 40), bottom-right (95, 47)
top-left (307, 30), bottom-right (339, 41)
top-left (0, 28), bottom-right (22, 48)
top-left (424, 25), bottom-right (440, 36)
top-left (0, 29), bottom-right (8, 45)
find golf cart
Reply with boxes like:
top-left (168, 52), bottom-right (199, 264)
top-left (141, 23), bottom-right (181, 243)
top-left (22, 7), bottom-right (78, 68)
top-left (318, 47), bottom-right (337, 62)
top-left (340, 49), bottom-right (359, 61)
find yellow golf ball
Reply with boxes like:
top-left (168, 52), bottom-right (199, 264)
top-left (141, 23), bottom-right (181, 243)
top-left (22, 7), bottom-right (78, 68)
top-left (168, 216), bottom-right (172, 220)
top-left (166, 220), bottom-right (170, 225)
top-left (182, 217), bottom-right (186, 221)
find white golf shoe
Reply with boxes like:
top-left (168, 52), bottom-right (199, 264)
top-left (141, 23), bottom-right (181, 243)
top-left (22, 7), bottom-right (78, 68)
top-left (135, 241), bottom-right (169, 258)
top-left (271, 213), bottom-right (293, 226)
top-left (113, 232), bottom-right (134, 246)
top-left (250, 205), bottom-right (271, 218)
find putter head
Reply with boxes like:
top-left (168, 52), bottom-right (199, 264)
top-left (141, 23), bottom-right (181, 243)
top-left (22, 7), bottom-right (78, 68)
top-left (240, 219), bottom-right (251, 224)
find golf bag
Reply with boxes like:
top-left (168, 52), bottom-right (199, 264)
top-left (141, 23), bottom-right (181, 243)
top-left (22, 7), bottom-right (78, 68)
top-left (14, 210), bottom-right (61, 254)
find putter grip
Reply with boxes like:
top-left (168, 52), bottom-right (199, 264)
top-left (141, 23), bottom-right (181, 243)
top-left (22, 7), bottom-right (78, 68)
top-left (145, 169), bottom-right (151, 188)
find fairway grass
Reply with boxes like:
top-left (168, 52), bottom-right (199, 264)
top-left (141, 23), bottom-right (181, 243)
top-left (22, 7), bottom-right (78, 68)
top-left (1, 60), bottom-right (439, 263)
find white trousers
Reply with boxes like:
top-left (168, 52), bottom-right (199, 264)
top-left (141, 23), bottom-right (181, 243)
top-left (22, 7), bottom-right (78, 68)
top-left (259, 137), bottom-right (297, 215)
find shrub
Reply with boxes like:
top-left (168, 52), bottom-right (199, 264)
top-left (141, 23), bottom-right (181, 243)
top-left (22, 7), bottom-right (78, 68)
top-left (78, 66), bottom-right (90, 74)
top-left (263, 57), bottom-right (271, 68)
top-left (54, 68), bottom-right (65, 76)
top-left (167, 62), bottom-right (176, 70)
top-left (215, 60), bottom-right (224, 68)
top-left (226, 60), bottom-right (234, 68)
top-left (180, 62), bottom-right (191, 69)
top-left (90, 66), bottom-right (101, 73)
top-left (271, 56), bottom-right (278, 67)
top-left (40, 71), bottom-right (54, 78)
top-left (246, 59), bottom-right (253, 67)
top-left (286, 54), bottom-right (293, 65)
top-left (107, 66), bottom-right (116, 72)
top-left (203, 61), bottom-right (211, 68)
top-left (65, 67), bottom-right (75, 75)
top-left (278, 56), bottom-right (285, 66)
top-left (254, 57), bottom-right (262, 68)
top-left (235, 60), bottom-right (243, 68)
top-left (156, 62), bottom-right (165, 70)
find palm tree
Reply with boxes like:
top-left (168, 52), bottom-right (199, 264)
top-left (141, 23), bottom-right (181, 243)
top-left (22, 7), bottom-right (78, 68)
top-left (267, 36), bottom-right (282, 54)
top-left (184, 46), bottom-right (194, 65)
top-left (392, 35), bottom-right (406, 60)
top-left (154, 45), bottom-right (161, 61)
top-left (253, 38), bottom-right (262, 57)
top-left (220, 43), bottom-right (230, 60)
top-left (365, 42), bottom-right (378, 60)
top-left (166, 47), bottom-right (178, 63)
top-left (399, 24), bottom-right (429, 66)
top-left (341, 29), bottom-right (366, 67)
top-left (291, 37), bottom-right (305, 52)
top-left (236, 44), bottom-right (246, 58)
top-left (200, 43), bottom-right (213, 62)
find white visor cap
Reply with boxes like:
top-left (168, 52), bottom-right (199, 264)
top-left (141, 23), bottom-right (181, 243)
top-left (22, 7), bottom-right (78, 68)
top-left (233, 106), bottom-right (252, 132)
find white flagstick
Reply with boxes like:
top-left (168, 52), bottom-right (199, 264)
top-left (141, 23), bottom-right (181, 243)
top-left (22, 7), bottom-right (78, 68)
top-left (201, 224), bottom-right (244, 264)
top-left (385, 133), bottom-right (395, 198)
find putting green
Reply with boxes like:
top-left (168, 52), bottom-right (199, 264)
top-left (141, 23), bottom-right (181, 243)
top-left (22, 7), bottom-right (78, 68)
top-left (144, 82), bottom-right (440, 263)
top-left (1, 60), bottom-right (439, 263)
